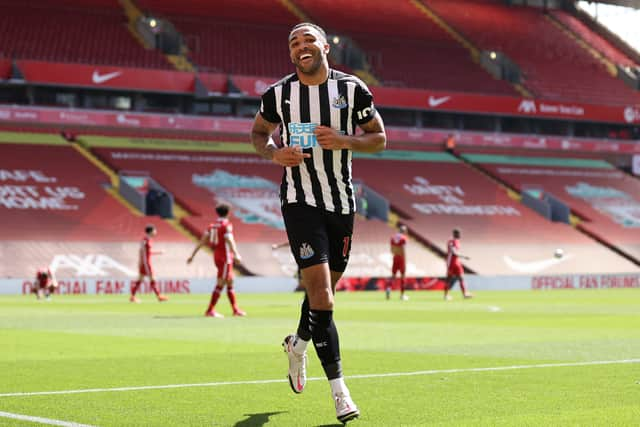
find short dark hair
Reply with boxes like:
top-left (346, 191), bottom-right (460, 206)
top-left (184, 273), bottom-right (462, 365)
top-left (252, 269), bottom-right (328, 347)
top-left (289, 22), bottom-right (327, 41)
top-left (145, 224), bottom-right (156, 234)
top-left (215, 203), bottom-right (230, 217)
top-left (453, 228), bottom-right (461, 238)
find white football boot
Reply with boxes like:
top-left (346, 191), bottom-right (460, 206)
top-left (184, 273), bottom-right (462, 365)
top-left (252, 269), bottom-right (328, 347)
top-left (282, 334), bottom-right (306, 393)
top-left (334, 392), bottom-right (360, 423)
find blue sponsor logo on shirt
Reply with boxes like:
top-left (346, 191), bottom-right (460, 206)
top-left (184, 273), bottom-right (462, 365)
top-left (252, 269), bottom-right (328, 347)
top-left (288, 122), bottom-right (318, 148)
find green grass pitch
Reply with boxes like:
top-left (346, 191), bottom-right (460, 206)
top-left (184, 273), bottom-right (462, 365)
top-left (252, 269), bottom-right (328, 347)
top-left (1, 290), bottom-right (639, 426)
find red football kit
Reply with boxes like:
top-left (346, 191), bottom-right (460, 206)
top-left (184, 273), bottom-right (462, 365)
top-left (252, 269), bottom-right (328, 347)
top-left (208, 218), bottom-right (235, 280)
top-left (446, 238), bottom-right (464, 277)
top-left (390, 232), bottom-right (407, 275)
top-left (139, 235), bottom-right (153, 276)
top-left (36, 268), bottom-right (53, 289)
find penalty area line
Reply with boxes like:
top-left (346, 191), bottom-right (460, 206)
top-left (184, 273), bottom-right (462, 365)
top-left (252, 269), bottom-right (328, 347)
top-left (0, 410), bottom-right (97, 427)
top-left (1, 358), bottom-right (639, 399)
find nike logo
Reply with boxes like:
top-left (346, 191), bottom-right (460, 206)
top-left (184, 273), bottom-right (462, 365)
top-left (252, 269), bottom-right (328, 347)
top-left (284, 100), bottom-right (290, 105)
top-left (92, 70), bottom-right (122, 84)
top-left (503, 253), bottom-right (573, 273)
top-left (428, 95), bottom-right (451, 108)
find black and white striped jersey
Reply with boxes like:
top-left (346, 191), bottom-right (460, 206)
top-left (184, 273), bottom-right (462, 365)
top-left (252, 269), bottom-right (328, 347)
top-left (259, 69), bottom-right (376, 215)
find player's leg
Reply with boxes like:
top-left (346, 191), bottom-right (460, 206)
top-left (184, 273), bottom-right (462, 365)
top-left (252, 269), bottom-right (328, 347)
top-left (130, 272), bottom-right (144, 302)
top-left (205, 264), bottom-right (225, 317)
top-left (280, 204), bottom-right (330, 395)
top-left (400, 267), bottom-right (408, 301)
top-left (444, 275), bottom-right (455, 300)
top-left (324, 212), bottom-right (359, 423)
top-left (458, 274), bottom-right (472, 298)
top-left (225, 270), bottom-right (245, 316)
top-left (147, 271), bottom-right (168, 302)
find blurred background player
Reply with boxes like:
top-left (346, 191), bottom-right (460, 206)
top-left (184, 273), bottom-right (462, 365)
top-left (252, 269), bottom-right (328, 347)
top-left (33, 267), bottom-right (57, 300)
top-left (388, 224), bottom-right (408, 300)
top-left (130, 224), bottom-right (168, 303)
top-left (444, 228), bottom-right (472, 301)
top-left (187, 203), bottom-right (245, 318)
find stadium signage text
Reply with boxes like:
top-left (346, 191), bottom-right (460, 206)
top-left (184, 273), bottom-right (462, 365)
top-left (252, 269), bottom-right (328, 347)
top-left (0, 170), bottom-right (85, 210)
top-left (531, 274), bottom-right (640, 290)
top-left (22, 279), bottom-right (191, 295)
top-left (405, 176), bottom-right (521, 216)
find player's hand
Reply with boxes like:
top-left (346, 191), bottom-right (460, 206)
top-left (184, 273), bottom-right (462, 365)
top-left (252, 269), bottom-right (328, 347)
top-left (272, 146), bottom-right (310, 167)
top-left (235, 255), bottom-right (243, 263)
top-left (315, 125), bottom-right (347, 150)
top-left (271, 244), bottom-right (278, 250)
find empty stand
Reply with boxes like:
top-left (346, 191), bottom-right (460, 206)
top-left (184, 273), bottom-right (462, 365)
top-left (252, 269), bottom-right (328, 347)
top-left (92, 146), bottom-right (444, 276)
top-left (463, 152), bottom-right (640, 264)
top-left (354, 151), bottom-right (637, 275)
top-left (0, 143), bottom-right (184, 241)
top-left (551, 10), bottom-right (638, 68)
top-left (0, 0), bottom-right (170, 69)
top-left (425, 0), bottom-right (640, 105)
top-left (295, 0), bottom-right (516, 94)
top-left (137, 0), bottom-right (298, 75)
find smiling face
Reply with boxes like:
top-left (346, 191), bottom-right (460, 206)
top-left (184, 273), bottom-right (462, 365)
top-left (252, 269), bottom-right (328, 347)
top-left (288, 25), bottom-right (329, 78)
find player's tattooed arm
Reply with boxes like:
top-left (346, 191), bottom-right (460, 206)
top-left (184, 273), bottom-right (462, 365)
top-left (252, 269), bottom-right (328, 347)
top-left (251, 113), bottom-right (310, 167)
top-left (250, 113), bottom-right (280, 160)
top-left (315, 112), bottom-right (386, 153)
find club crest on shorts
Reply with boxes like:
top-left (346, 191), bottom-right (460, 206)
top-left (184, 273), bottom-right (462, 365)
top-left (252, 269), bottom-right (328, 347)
top-left (331, 95), bottom-right (348, 109)
top-left (299, 242), bottom-right (314, 260)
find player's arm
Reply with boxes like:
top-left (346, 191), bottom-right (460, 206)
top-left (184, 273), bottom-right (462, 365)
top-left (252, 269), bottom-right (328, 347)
top-left (225, 233), bottom-right (242, 262)
top-left (251, 113), bottom-right (310, 166)
top-left (315, 112), bottom-right (386, 153)
top-left (450, 245), bottom-right (470, 260)
top-left (187, 232), bottom-right (208, 264)
top-left (49, 270), bottom-right (58, 288)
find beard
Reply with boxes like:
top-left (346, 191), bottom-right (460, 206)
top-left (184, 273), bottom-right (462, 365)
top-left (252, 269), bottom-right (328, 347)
top-left (295, 53), bottom-right (323, 75)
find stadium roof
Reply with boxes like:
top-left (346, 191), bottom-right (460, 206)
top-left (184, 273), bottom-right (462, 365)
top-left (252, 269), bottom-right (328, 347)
top-left (590, 0), bottom-right (640, 9)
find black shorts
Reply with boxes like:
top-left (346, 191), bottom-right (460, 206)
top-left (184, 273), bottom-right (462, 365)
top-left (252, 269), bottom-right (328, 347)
top-left (282, 203), bottom-right (354, 272)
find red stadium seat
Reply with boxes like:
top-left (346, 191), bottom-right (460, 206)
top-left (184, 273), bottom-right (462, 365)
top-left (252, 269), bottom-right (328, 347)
top-left (425, 0), bottom-right (640, 105)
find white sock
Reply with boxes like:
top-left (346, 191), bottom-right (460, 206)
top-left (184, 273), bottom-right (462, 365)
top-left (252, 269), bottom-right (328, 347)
top-left (329, 377), bottom-right (349, 396)
top-left (293, 335), bottom-right (309, 354)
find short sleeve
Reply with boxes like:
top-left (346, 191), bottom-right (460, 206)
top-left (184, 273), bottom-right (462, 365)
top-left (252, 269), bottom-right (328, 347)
top-left (259, 86), bottom-right (282, 124)
top-left (353, 82), bottom-right (376, 125)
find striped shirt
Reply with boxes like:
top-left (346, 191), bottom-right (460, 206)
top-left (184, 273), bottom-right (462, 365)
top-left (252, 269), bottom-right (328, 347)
top-left (259, 69), bottom-right (376, 214)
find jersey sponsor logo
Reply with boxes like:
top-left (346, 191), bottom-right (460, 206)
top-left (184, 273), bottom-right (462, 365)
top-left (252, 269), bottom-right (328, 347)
top-left (331, 95), bottom-right (348, 109)
top-left (288, 122), bottom-right (318, 148)
top-left (356, 107), bottom-right (372, 121)
top-left (299, 242), bottom-right (314, 260)
top-left (427, 95), bottom-right (451, 108)
top-left (91, 70), bottom-right (122, 84)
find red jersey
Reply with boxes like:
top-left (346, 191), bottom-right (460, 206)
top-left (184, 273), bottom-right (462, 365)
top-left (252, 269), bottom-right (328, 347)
top-left (139, 236), bottom-right (153, 273)
top-left (390, 233), bottom-right (407, 257)
top-left (208, 218), bottom-right (234, 263)
top-left (446, 238), bottom-right (463, 273)
top-left (36, 268), bottom-right (53, 288)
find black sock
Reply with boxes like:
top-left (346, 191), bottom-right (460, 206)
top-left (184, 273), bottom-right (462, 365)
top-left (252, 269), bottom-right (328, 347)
top-left (296, 294), bottom-right (312, 341)
top-left (309, 309), bottom-right (342, 380)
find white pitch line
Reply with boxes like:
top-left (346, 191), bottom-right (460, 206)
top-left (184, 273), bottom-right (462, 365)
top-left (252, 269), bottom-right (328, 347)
top-left (0, 410), bottom-right (97, 427)
top-left (1, 358), bottom-right (638, 399)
